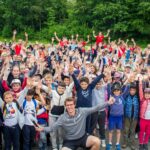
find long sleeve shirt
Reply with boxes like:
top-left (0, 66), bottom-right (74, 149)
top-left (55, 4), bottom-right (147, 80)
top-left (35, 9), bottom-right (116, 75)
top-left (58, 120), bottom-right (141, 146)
top-left (72, 74), bottom-right (104, 107)
top-left (44, 102), bottom-right (108, 140)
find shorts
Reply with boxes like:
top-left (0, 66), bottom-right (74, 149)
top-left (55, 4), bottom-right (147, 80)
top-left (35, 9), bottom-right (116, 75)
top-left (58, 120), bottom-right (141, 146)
top-left (63, 134), bottom-right (89, 150)
top-left (108, 115), bottom-right (123, 130)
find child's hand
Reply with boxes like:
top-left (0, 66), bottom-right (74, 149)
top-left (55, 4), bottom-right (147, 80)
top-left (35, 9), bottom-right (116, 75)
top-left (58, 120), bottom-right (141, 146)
top-left (108, 97), bottom-right (115, 105)
top-left (35, 126), bottom-right (44, 132)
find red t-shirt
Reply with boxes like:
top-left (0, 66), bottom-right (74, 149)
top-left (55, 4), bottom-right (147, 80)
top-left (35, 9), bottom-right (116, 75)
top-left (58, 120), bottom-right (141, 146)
top-left (15, 44), bottom-right (22, 55)
top-left (81, 41), bottom-right (87, 47)
top-left (130, 47), bottom-right (135, 52)
top-left (120, 46), bottom-right (126, 54)
top-left (96, 35), bottom-right (104, 45)
top-left (59, 40), bottom-right (68, 47)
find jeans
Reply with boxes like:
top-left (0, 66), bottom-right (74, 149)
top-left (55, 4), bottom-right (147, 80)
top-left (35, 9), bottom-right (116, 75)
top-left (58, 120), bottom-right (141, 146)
top-left (23, 125), bottom-right (36, 150)
top-left (49, 115), bottom-right (63, 150)
top-left (3, 124), bottom-right (20, 150)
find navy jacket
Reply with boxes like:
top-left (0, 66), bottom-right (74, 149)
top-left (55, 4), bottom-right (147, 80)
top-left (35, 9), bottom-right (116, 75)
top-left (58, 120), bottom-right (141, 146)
top-left (72, 74), bottom-right (104, 108)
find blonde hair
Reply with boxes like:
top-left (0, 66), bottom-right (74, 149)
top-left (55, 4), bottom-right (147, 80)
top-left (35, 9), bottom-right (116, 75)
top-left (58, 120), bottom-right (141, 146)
top-left (3, 91), bottom-right (13, 99)
top-left (44, 74), bottom-right (52, 80)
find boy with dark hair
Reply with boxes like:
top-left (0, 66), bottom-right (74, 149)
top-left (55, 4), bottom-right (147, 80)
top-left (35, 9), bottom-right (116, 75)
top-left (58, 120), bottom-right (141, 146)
top-left (106, 81), bottom-right (130, 150)
top-left (122, 82), bottom-right (139, 150)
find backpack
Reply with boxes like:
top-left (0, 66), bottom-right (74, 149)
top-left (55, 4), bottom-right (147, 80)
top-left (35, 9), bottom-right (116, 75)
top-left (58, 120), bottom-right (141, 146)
top-left (22, 99), bottom-right (37, 110)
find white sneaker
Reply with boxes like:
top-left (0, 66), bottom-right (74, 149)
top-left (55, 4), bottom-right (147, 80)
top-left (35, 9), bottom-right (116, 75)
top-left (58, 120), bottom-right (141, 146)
top-left (101, 139), bottom-right (106, 147)
top-left (59, 144), bottom-right (63, 150)
top-left (135, 133), bottom-right (138, 139)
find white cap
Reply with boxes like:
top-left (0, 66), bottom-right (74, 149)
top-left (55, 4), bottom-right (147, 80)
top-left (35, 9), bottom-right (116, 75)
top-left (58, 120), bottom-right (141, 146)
top-left (10, 79), bottom-right (21, 86)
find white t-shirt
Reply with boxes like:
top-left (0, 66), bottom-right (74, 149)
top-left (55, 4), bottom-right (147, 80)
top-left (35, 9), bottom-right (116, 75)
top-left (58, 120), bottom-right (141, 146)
top-left (23, 100), bottom-right (38, 126)
top-left (145, 101), bottom-right (150, 120)
top-left (4, 102), bottom-right (18, 127)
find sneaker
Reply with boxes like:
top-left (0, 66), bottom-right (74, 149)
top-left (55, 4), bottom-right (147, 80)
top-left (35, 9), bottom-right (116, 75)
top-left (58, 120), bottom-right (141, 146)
top-left (135, 133), bottom-right (138, 139)
top-left (130, 145), bottom-right (136, 150)
top-left (101, 139), bottom-right (106, 147)
top-left (122, 144), bottom-right (127, 149)
top-left (143, 144), bottom-right (148, 150)
top-left (116, 144), bottom-right (121, 150)
top-left (106, 144), bottom-right (112, 150)
top-left (139, 144), bottom-right (143, 150)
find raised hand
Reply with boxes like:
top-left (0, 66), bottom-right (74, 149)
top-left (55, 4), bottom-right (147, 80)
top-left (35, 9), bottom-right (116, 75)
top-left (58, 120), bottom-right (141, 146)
top-left (13, 30), bottom-right (17, 35)
top-left (108, 96), bottom-right (115, 105)
top-left (25, 32), bottom-right (28, 37)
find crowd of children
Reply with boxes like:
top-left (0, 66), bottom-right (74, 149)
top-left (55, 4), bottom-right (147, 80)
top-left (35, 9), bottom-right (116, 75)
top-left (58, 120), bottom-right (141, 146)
top-left (0, 30), bottom-right (149, 150)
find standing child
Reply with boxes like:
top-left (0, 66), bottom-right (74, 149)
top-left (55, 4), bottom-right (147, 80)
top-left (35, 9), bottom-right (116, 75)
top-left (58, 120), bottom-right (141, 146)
top-left (92, 80), bottom-right (108, 147)
top-left (122, 82), bottom-right (139, 150)
top-left (106, 82), bottom-right (130, 150)
top-left (0, 86), bottom-right (28, 150)
top-left (138, 76), bottom-right (150, 150)
top-left (19, 88), bottom-right (46, 150)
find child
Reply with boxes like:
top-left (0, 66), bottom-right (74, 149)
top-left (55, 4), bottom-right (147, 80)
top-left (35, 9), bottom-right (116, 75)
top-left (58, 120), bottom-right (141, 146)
top-left (18, 88), bottom-right (45, 150)
top-left (122, 82), bottom-right (139, 150)
top-left (0, 86), bottom-right (28, 150)
top-left (43, 81), bottom-right (72, 150)
top-left (62, 75), bottom-right (74, 97)
top-left (92, 80), bottom-right (108, 147)
top-left (106, 82), bottom-right (129, 150)
top-left (36, 89), bottom-right (49, 150)
top-left (138, 77), bottom-right (150, 150)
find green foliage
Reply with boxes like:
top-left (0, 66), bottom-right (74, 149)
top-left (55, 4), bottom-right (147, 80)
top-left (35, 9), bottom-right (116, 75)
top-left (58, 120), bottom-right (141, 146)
top-left (0, 0), bottom-right (149, 42)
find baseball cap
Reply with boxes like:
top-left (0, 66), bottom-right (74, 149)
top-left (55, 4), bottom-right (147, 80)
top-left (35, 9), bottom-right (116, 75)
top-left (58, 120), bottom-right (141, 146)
top-left (10, 79), bottom-right (21, 86)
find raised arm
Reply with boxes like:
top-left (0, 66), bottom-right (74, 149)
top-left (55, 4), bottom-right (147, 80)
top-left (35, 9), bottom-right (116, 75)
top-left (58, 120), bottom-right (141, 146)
top-left (139, 76), bottom-right (144, 101)
top-left (90, 74), bottom-right (104, 89)
top-left (104, 29), bottom-right (110, 38)
top-left (69, 65), bottom-right (80, 89)
top-left (12, 30), bottom-right (17, 42)
top-left (24, 32), bottom-right (28, 47)
top-left (54, 32), bottom-right (60, 42)
top-left (86, 35), bottom-right (90, 44)
top-left (93, 31), bottom-right (96, 38)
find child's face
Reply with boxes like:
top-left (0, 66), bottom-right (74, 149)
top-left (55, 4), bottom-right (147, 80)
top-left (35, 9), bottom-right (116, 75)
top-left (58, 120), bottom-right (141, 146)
top-left (144, 93), bottom-right (150, 99)
top-left (4, 94), bottom-right (13, 103)
top-left (113, 90), bottom-right (121, 96)
top-left (41, 92), bottom-right (47, 99)
top-left (64, 78), bottom-right (70, 86)
top-left (45, 78), bottom-right (52, 86)
top-left (91, 66), bottom-right (95, 74)
top-left (26, 95), bottom-right (33, 101)
top-left (130, 88), bottom-right (136, 96)
top-left (12, 66), bottom-right (20, 78)
top-left (96, 81), bottom-right (103, 89)
top-left (12, 83), bottom-right (21, 92)
top-left (80, 82), bottom-right (88, 90)
top-left (57, 86), bottom-right (66, 95)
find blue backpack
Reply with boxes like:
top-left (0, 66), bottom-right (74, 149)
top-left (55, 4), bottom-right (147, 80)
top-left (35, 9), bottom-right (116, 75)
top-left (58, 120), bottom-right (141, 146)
top-left (23, 99), bottom-right (37, 110)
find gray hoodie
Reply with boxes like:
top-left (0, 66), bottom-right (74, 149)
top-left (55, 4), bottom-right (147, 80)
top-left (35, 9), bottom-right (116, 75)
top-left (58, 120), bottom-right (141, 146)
top-left (44, 102), bottom-right (108, 140)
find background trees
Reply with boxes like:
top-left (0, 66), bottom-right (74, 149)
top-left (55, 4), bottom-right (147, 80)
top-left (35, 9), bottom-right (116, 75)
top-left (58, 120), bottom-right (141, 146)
top-left (0, 0), bottom-right (149, 42)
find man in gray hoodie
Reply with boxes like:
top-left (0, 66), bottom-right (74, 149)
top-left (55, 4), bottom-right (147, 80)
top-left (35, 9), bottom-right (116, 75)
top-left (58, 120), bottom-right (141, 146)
top-left (36, 97), bottom-right (114, 150)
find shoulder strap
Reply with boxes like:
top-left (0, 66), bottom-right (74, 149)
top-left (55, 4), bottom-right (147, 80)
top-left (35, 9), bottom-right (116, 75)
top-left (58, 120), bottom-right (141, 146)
top-left (2, 102), bottom-right (6, 113)
top-left (23, 99), bottom-right (37, 109)
top-left (23, 99), bottom-right (27, 109)
top-left (32, 99), bottom-right (37, 109)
